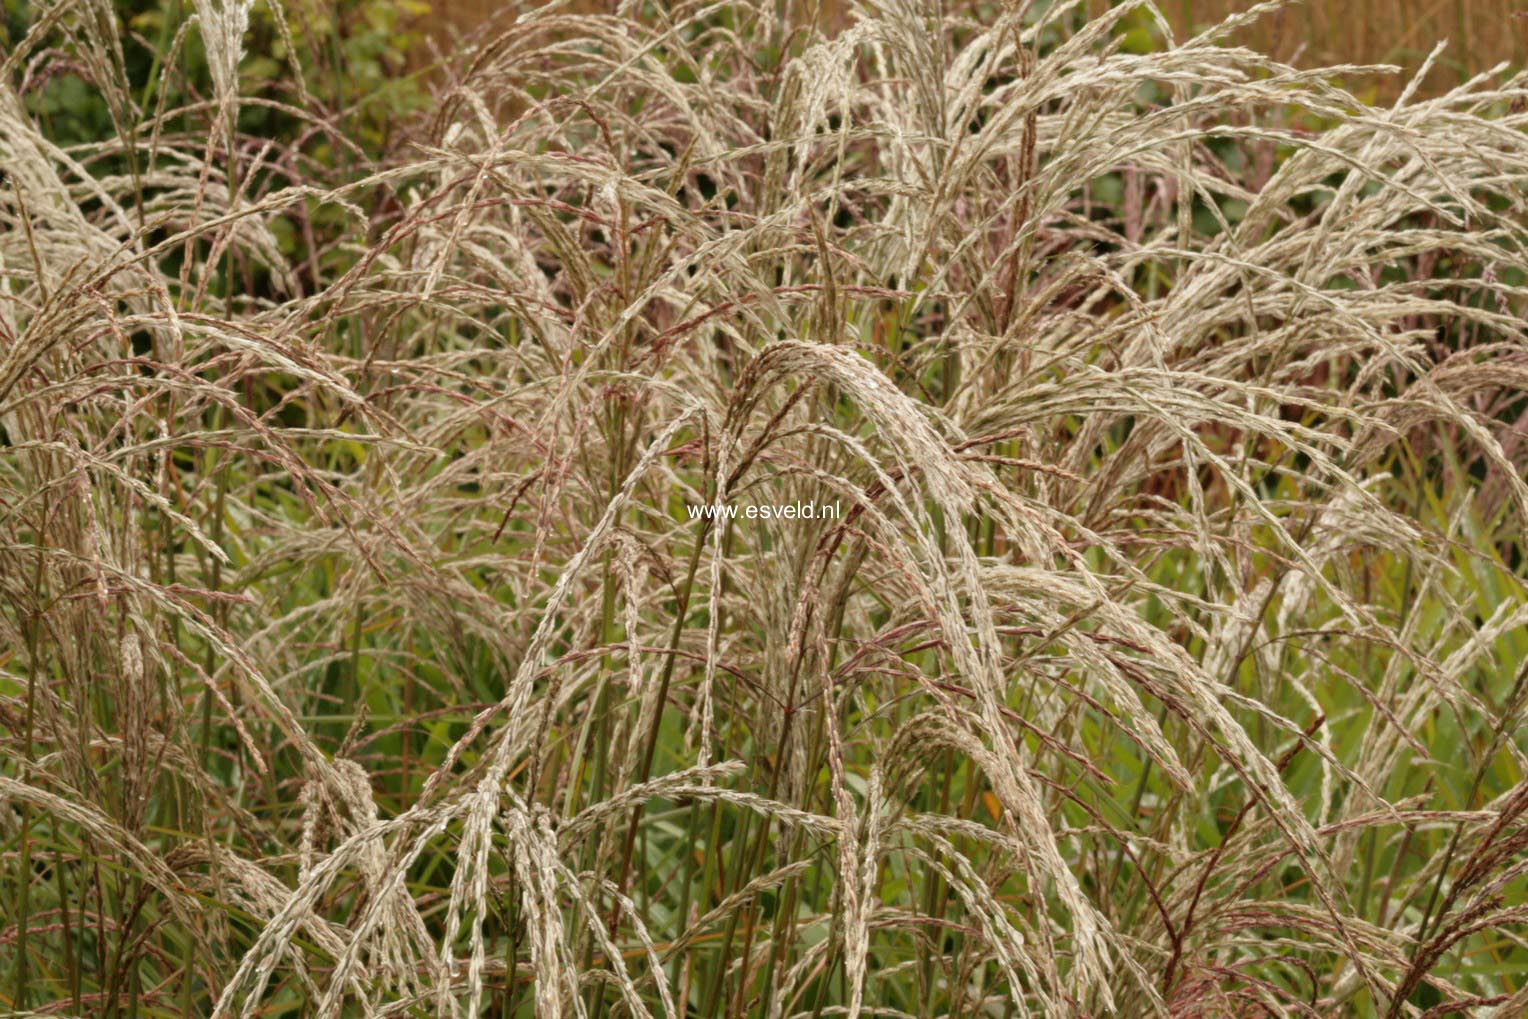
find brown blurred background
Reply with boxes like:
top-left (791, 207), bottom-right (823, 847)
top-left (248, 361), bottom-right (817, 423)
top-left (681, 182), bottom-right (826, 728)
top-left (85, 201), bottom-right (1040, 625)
top-left (419, 0), bottom-right (1527, 97)
top-left (1173, 0), bottom-right (1528, 95)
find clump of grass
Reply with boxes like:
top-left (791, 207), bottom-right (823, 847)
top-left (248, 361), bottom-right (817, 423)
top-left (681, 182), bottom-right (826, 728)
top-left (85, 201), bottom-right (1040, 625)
top-left (2, 1), bottom-right (1528, 1017)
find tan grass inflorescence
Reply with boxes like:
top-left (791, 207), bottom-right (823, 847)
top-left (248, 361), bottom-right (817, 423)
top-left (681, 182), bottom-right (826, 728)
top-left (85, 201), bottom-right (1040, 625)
top-left (2, 1), bottom-right (1528, 1017)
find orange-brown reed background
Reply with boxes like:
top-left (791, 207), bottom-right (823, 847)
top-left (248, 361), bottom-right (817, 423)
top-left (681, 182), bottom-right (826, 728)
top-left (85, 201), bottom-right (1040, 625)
top-left (1175, 0), bottom-right (1528, 95)
top-left (418, 0), bottom-right (1528, 97)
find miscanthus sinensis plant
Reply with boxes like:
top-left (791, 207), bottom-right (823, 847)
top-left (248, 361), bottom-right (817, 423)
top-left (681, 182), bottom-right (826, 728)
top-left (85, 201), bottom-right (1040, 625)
top-left (2, 1), bottom-right (1528, 1016)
